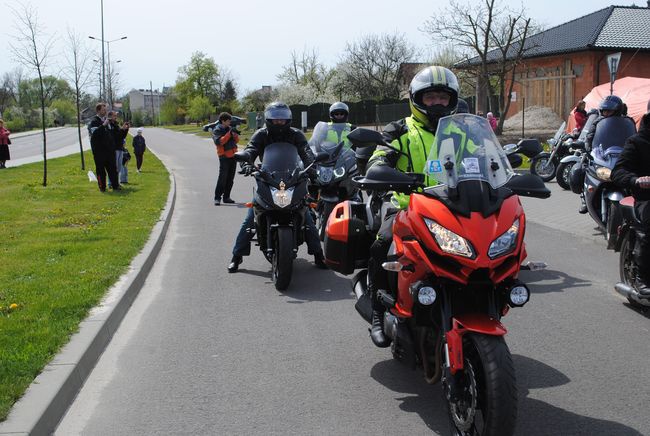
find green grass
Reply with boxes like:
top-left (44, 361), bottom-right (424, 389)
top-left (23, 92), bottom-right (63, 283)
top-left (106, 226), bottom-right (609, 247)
top-left (0, 149), bottom-right (169, 421)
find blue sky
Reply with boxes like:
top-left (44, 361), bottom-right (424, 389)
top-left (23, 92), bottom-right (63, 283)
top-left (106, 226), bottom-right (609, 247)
top-left (0, 0), bottom-right (642, 96)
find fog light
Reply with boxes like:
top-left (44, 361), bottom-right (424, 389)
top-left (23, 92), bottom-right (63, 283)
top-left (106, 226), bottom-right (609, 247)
top-left (417, 286), bottom-right (437, 305)
top-left (509, 285), bottom-right (530, 307)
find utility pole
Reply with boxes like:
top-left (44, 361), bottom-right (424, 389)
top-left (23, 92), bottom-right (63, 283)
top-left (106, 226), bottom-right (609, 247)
top-left (100, 0), bottom-right (105, 101)
top-left (150, 81), bottom-right (155, 126)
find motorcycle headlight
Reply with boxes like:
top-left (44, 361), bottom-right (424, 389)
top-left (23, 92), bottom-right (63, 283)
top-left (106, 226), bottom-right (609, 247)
top-left (423, 218), bottom-right (474, 258)
top-left (488, 219), bottom-right (520, 259)
top-left (595, 166), bottom-right (611, 181)
top-left (269, 187), bottom-right (294, 208)
top-left (333, 166), bottom-right (346, 178)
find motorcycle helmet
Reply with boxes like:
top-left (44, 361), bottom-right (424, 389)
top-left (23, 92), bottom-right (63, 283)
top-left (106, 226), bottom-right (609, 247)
top-left (329, 102), bottom-right (349, 123)
top-left (598, 95), bottom-right (623, 116)
top-left (264, 101), bottom-right (292, 135)
top-left (569, 163), bottom-right (586, 195)
top-left (456, 98), bottom-right (469, 114)
top-left (409, 66), bottom-right (459, 129)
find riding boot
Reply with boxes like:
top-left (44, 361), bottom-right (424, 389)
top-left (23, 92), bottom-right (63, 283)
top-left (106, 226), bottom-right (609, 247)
top-left (227, 255), bottom-right (242, 273)
top-left (633, 232), bottom-right (650, 297)
top-left (370, 293), bottom-right (391, 348)
top-left (578, 194), bottom-right (588, 214)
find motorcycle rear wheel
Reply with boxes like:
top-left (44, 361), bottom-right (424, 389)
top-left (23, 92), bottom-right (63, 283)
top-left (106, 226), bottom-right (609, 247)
top-left (272, 227), bottom-right (294, 291)
top-left (444, 334), bottom-right (517, 436)
top-left (556, 161), bottom-right (574, 190)
top-left (530, 156), bottom-right (556, 182)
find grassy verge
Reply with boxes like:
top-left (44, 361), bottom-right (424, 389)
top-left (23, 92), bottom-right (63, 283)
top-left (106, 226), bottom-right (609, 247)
top-left (0, 149), bottom-right (170, 421)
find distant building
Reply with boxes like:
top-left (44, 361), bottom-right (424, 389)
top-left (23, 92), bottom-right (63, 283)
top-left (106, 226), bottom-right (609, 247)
top-left (128, 88), bottom-right (167, 115)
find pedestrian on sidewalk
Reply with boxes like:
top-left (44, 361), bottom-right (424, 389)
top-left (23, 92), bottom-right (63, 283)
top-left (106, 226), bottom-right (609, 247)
top-left (88, 103), bottom-right (120, 191)
top-left (0, 119), bottom-right (10, 169)
top-left (132, 127), bottom-right (146, 172)
top-left (213, 112), bottom-right (239, 205)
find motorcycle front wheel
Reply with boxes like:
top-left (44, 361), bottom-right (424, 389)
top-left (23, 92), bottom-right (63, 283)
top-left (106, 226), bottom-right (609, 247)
top-left (619, 233), bottom-right (644, 308)
top-left (556, 161), bottom-right (575, 190)
top-left (444, 334), bottom-right (517, 436)
top-left (272, 227), bottom-right (294, 291)
top-left (530, 156), bottom-right (556, 182)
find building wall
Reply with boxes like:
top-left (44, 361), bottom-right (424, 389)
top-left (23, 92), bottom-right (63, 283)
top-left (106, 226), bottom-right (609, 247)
top-left (128, 89), bottom-right (166, 113)
top-left (504, 50), bottom-right (650, 120)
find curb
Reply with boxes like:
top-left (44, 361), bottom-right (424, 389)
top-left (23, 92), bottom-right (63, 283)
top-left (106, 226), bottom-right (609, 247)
top-left (9, 127), bottom-right (67, 140)
top-left (0, 173), bottom-right (177, 436)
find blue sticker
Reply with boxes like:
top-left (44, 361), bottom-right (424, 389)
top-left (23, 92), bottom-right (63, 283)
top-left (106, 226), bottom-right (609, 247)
top-left (427, 160), bottom-right (442, 173)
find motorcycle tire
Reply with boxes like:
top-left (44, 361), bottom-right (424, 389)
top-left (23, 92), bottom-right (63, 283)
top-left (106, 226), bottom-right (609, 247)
top-left (272, 227), bottom-right (294, 291)
top-left (444, 333), bottom-right (517, 436)
top-left (619, 233), bottom-right (644, 308)
top-left (606, 202), bottom-right (622, 249)
top-left (530, 156), bottom-right (556, 182)
top-left (556, 161), bottom-right (575, 190)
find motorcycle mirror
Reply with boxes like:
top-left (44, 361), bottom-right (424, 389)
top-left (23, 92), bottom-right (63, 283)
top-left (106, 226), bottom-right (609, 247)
top-left (505, 173), bottom-right (551, 198)
top-left (503, 143), bottom-right (517, 152)
top-left (347, 128), bottom-right (385, 147)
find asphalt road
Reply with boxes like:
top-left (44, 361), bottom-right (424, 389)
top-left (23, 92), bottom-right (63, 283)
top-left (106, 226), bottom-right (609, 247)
top-left (6, 127), bottom-right (89, 167)
top-left (55, 129), bottom-right (649, 435)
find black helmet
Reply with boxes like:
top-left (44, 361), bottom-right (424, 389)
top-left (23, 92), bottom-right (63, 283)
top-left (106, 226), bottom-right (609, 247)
top-left (598, 95), bottom-right (623, 115)
top-left (329, 101), bottom-right (349, 123)
top-left (409, 66), bottom-right (459, 129)
top-left (264, 101), bottom-right (292, 135)
top-left (456, 98), bottom-right (469, 114)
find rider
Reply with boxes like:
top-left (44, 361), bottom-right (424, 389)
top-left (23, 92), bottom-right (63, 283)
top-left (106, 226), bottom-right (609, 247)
top-left (576, 95), bottom-right (635, 214)
top-left (227, 102), bottom-right (327, 273)
top-left (325, 102), bottom-right (357, 148)
top-left (364, 66), bottom-right (472, 347)
top-left (611, 100), bottom-right (650, 297)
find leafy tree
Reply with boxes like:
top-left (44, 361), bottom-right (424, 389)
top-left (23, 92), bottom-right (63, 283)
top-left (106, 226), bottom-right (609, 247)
top-left (187, 95), bottom-right (213, 124)
top-left (176, 52), bottom-right (221, 105)
top-left (18, 77), bottom-right (73, 112)
top-left (51, 99), bottom-right (76, 125)
top-left (241, 88), bottom-right (277, 112)
top-left (222, 79), bottom-right (237, 102)
top-left (160, 93), bottom-right (185, 125)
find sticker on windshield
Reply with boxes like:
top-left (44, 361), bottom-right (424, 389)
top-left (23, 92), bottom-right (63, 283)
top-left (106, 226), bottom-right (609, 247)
top-left (463, 157), bottom-right (480, 173)
top-left (427, 160), bottom-right (442, 173)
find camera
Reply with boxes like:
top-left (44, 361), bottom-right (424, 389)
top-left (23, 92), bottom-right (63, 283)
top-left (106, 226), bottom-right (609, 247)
top-left (202, 116), bottom-right (247, 134)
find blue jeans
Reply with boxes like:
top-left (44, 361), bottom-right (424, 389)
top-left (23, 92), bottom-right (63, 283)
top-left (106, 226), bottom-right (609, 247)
top-left (232, 207), bottom-right (322, 257)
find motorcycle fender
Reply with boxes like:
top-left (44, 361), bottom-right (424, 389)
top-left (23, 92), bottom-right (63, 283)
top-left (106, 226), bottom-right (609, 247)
top-left (560, 155), bottom-right (581, 164)
top-left (605, 190), bottom-right (624, 202)
top-left (534, 151), bottom-right (551, 160)
top-left (445, 314), bottom-right (508, 375)
top-left (319, 193), bottom-right (340, 203)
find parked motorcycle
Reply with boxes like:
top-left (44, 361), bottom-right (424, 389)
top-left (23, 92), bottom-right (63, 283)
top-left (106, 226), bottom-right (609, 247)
top-left (324, 114), bottom-right (550, 435)
top-left (234, 144), bottom-right (326, 291)
top-left (572, 116), bottom-right (636, 246)
top-left (613, 196), bottom-right (650, 308)
top-left (530, 122), bottom-right (588, 188)
top-left (557, 113), bottom-right (598, 191)
top-left (308, 121), bottom-right (360, 240)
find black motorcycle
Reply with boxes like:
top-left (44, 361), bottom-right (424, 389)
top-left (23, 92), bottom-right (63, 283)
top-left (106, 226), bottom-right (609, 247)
top-left (557, 113), bottom-right (598, 190)
top-left (573, 116), bottom-right (636, 246)
top-left (530, 122), bottom-right (587, 188)
top-left (234, 143), bottom-right (326, 291)
top-left (308, 121), bottom-right (360, 240)
top-left (503, 138), bottom-right (543, 169)
top-left (614, 196), bottom-right (650, 309)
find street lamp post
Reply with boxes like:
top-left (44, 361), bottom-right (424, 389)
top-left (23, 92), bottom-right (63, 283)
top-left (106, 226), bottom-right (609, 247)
top-left (88, 35), bottom-right (127, 106)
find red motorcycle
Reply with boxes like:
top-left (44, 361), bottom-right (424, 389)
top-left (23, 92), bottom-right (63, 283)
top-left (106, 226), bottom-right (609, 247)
top-left (325, 114), bottom-right (550, 435)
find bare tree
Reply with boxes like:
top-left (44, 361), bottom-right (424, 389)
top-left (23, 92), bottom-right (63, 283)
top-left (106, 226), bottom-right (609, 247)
top-left (422, 0), bottom-right (536, 133)
top-left (339, 33), bottom-right (415, 100)
top-left (277, 48), bottom-right (335, 100)
top-left (9, 2), bottom-right (55, 186)
top-left (63, 27), bottom-right (96, 170)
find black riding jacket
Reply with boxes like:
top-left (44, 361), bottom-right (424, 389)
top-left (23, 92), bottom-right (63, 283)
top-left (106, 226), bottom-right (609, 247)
top-left (611, 113), bottom-right (650, 202)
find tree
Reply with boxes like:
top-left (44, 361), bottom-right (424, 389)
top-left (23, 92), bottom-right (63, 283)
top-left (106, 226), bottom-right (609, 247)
top-left (0, 71), bottom-right (21, 116)
top-left (159, 92), bottom-right (186, 125)
top-left (277, 48), bottom-right (336, 101)
top-left (176, 52), bottom-right (222, 105)
top-left (338, 33), bottom-right (415, 100)
top-left (9, 2), bottom-right (55, 186)
top-left (63, 28), bottom-right (96, 170)
top-left (222, 79), bottom-right (237, 102)
top-left (187, 95), bottom-right (213, 124)
top-left (17, 76), bottom-right (73, 111)
top-left (422, 0), bottom-right (536, 133)
top-left (241, 88), bottom-right (276, 112)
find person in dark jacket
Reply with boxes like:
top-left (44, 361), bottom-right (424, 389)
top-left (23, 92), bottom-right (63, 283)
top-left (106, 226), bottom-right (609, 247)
top-left (213, 112), bottom-right (239, 205)
top-left (611, 101), bottom-right (650, 296)
top-left (108, 111), bottom-right (129, 185)
top-left (0, 119), bottom-right (10, 169)
top-left (132, 127), bottom-right (146, 172)
top-left (88, 103), bottom-right (120, 191)
top-left (227, 102), bottom-right (326, 273)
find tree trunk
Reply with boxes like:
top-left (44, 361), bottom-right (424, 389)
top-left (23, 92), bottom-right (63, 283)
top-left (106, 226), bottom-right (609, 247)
top-left (76, 87), bottom-right (85, 170)
top-left (39, 74), bottom-right (47, 187)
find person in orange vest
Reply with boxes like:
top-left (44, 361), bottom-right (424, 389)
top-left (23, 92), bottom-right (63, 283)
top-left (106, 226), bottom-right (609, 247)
top-left (213, 112), bottom-right (240, 205)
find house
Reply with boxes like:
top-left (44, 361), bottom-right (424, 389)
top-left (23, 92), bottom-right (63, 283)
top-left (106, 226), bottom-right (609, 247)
top-left (128, 88), bottom-right (167, 116)
top-left (458, 4), bottom-right (650, 120)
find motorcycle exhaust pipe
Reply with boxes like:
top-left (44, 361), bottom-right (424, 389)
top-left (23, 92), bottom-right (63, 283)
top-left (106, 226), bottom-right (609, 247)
top-left (615, 282), bottom-right (633, 298)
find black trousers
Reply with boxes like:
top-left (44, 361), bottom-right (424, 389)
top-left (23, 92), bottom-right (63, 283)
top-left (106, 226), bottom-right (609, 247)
top-left (368, 208), bottom-right (397, 310)
top-left (92, 149), bottom-right (118, 191)
top-left (214, 156), bottom-right (237, 200)
top-left (634, 200), bottom-right (650, 280)
top-left (135, 152), bottom-right (144, 170)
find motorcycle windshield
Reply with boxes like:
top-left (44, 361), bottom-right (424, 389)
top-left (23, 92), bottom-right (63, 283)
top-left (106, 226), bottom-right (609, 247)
top-left (309, 121), bottom-right (348, 156)
top-left (552, 121), bottom-right (566, 142)
top-left (424, 114), bottom-right (514, 190)
top-left (261, 142), bottom-right (301, 180)
top-left (591, 116), bottom-right (636, 152)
